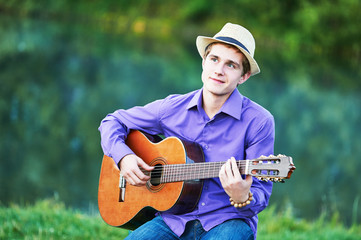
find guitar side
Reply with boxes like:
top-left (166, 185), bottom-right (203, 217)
top-left (98, 130), bottom-right (204, 229)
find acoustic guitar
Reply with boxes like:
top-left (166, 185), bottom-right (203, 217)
top-left (98, 130), bottom-right (295, 230)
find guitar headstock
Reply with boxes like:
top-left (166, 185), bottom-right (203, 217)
top-left (245, 154), bottom-right (295, 182)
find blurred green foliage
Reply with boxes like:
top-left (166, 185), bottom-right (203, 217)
top-left (0, 0), bottom-right (360, 228)
top-left (1, 0), bottom-right (359, 90)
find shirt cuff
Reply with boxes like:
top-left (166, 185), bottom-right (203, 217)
top-left (109, 141), bottom-right (134, 166)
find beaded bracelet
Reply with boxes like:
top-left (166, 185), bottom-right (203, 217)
top-left (230, 192), bottom-right (253, 208)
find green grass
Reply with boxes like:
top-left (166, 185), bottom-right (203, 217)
top-left (0, 199), bottom-right (127, 240)
top-left (1, 199), bottom-right (360, 239)
top-left (258, 205), bottom-right (361, 240)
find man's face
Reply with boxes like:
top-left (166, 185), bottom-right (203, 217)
top-left (201, 43), bottom-right (250, 98)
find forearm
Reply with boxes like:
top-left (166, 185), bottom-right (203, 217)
top-left (99, 113), bottom-right (134, 165)
top-left (240, 115), bottom-right (275, 216)
top-left (98, 100), bottom-right (164, 164)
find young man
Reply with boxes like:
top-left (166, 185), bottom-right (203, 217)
top-left (99, 23), bottom-right (274, 239)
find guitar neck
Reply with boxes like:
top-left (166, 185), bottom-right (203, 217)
top-left (147, 155), bottom-right (294, 184)
top-left (157, 160), bottom-right (247, 183)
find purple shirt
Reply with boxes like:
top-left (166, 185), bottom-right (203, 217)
top-left (99, 88), bottom-right (274, 238)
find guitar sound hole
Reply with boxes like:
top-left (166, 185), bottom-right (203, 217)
top-left (150, 164), bottom-right (163, 186)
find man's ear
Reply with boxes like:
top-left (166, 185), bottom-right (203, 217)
top-left (238, 71), bottom-right (251, 85)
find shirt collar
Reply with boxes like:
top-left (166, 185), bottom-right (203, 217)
top-left (187, 88), bottom-right (243, 120)
top-left (187, 89), bottom-right (203, 110)
top-left (220, 89), bottom-right (243, 120)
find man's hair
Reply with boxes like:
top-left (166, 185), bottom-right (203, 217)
top-left (203, 42), bottom-right (251, 76)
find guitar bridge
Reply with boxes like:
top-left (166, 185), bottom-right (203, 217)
top-left (119, 173), bottom-right (126, 202)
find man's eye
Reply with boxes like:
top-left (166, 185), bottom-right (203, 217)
top-left (227, 63), bottom-right (235, 68)
top-left (210, 57), bottom-right (218, 62)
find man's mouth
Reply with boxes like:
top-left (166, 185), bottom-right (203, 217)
top-left (210, 77), bottom-right (224, 84)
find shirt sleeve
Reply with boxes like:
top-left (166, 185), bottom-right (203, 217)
top-left (239, 114), bottom-right (275, 216)
top-left (98, 98), bottom-right (166, 165)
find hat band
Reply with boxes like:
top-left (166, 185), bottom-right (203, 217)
top-left (215, 36), bottom-right (250, 54)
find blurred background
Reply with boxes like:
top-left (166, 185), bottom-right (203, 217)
top-left (1, 0), bottom-right (360, 227)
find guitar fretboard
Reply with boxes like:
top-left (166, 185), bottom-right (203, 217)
top-left (155, 160), bottom-right (248, 183)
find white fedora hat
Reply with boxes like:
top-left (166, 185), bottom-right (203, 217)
top-left (196, 23), bottom-right (260, 76)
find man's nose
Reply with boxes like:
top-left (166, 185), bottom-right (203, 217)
top-left (214, 63), bottom-right (225, 75)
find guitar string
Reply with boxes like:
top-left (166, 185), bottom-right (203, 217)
top-left (141, 160), bottom-right (281, 173)
top-left (149, 166), bottom-right (279, 183)
top-left (137, 160), bottom-right (283, 182)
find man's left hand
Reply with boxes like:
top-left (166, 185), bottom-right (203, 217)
top-left (219, 157), bottom-right (253, 203)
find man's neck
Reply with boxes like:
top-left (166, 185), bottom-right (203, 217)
top-left (202, 90), bottom-right (230, 119)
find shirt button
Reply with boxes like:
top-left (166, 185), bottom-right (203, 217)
top-left (204, 145), bottom-right (209, 149)
top-left (201, 202), bottom-right (205, 206)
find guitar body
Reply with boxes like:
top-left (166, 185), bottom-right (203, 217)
top-left (98, 130), bottom-right (204, 230)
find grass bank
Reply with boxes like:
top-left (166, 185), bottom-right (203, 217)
top-left (1, 199), bottom-right (360, 239)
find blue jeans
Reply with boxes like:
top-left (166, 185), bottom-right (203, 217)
top-left (125, 215), bottom-right (254, 240)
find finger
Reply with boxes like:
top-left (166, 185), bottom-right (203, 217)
top-left (138, 158), bottom-right (154, 171)
top-left (230, 157), bottom-right (241, 178)
top-left (244, 174), bottom-right (253, 185)
top-left (219, 163), bottom-right (232, 193)
top-left (128, 171), bottom-right (148, 186)
top-left (124, 172), bottom-right (136, 185)
top-left (225, 158), bottom-right (234, 178)
top-left (133, 168), bottom-right (149, 181)
top-left (219, 163), bottom-right (227, 180)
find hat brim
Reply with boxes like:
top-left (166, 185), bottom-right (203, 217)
top-left (196, 36), bottom-right (260, 76)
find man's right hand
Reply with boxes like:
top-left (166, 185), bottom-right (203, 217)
top-left (119, 154), bottom-right (154, 186)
